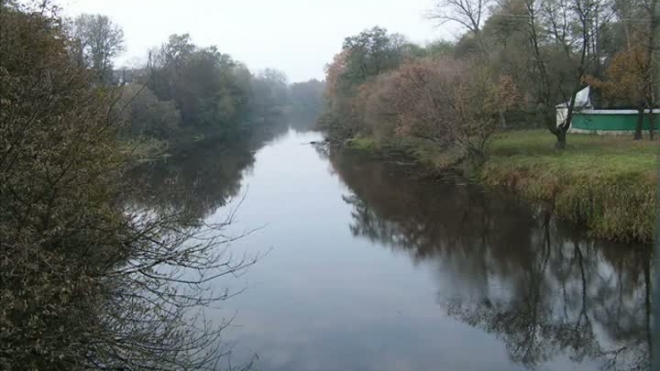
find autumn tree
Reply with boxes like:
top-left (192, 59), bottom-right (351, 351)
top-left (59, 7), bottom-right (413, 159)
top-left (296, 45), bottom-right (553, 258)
top-left (637, 0), bottom-right (658, 139)
top-left (589, 43), bottom-right (656, 139)
top-left (320, 27), bottom-right (407, 140)
top-left (365, 58), bottom-right (518, 163)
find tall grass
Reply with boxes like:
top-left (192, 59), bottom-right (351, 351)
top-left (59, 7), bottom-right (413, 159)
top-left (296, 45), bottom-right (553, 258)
top-left (483, 130), bottom-right (658, 243)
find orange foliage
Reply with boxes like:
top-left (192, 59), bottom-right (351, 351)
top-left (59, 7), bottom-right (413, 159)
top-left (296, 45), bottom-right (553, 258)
top-left (586, 43), bottom-right (651, 108)
top-left (324, 49), bottom-right (350, 100)
top-left (364, 57), bottom-right (518, 158)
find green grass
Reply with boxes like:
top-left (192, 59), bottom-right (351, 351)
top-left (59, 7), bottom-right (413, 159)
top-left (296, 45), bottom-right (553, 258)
top-left (345, 129), bottom-right (658, 243)
top-left (483, 130), bottom-right (658, 243)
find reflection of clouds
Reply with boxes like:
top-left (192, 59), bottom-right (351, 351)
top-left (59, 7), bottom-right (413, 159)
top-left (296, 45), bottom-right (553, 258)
top-left (224, 305), bottom-right (530, 371)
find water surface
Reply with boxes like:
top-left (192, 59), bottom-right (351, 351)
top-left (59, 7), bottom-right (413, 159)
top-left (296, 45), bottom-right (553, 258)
top-left (133, 129), bottom-right (650, 371)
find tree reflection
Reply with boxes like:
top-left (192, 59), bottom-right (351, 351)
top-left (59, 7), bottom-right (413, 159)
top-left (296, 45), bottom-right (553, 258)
top-left (331, 150), bottom-right (651, 371)
top-left (125, 123), bottom-right (289, 224)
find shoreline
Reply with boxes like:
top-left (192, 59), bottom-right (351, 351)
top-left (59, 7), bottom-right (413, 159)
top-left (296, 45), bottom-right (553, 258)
top-left (334, 130), bottom-right (658, 244)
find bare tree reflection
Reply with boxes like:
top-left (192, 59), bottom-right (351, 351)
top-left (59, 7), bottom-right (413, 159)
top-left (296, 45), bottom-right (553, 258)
top-left (331, 151), bottom-right (651, 371)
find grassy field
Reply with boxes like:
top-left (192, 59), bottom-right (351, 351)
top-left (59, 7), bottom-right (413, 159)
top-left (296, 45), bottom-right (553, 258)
top-left (484, 130), bottom-right (658, 243)
top-left (346, 130), bottom-right (658, 243)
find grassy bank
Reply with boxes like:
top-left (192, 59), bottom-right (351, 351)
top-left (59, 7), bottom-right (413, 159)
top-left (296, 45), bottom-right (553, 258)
top-left (346, 131), bottom-right (658, 243)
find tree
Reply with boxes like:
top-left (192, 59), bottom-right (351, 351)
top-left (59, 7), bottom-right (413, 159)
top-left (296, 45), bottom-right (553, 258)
top-left (340, 26), bottom-right (407, 86)
top-left (370, 58), bottom-right (518, 163)
top-left (588, 43), bottom-right (654, 139)
top-left (553, 1), bottom-right (617, 144)
top-left (288, 79), bottom-right (325, 131)
top-left (519, 0), bottom-right (614, 148)
top-left (428, 0), bottom-right (493, 57)
top-left (639, 0), bottom-right (658, 139)
top-left (423, 39), bottom-right (457, 57)
top-left (428, 0), bottom-right (492, 34)
top-left (1, 3), bottom-right (255, 369)
top-left (71, 14), bottom-right (125, 84)
top-left (249, 68), bottom-right (290, 122)
top-left (116, 84), bottom-right (182, 140)
top-left (320, 27), bottom-right (408, 140)
top-left (147, 34), bottom-right (252, 137)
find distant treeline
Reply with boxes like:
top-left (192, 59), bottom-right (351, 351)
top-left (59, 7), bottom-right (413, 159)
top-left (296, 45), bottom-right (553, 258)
top-left (64, 12), bottom-right (325, 146)
top-left (116, 35), bottom-right (325, 144)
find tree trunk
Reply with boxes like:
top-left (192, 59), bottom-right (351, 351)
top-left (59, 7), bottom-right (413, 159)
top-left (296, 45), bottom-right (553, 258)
top-left (555, 129), bottom-right (567, 149)
top-left (635, 108), bottom-right (644, 140)
top-left (645, 0), bottom-right (658, 140)
top-left (649, 108), bottom-right (655, 141)
top-left (555, 105), bottom-right (575, 150)
top-left (499, 111), bottom-right (507, 130)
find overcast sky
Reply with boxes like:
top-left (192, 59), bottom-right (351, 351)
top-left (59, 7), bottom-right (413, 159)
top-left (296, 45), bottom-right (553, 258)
top-left (58, 0), bottom-right (458, 82)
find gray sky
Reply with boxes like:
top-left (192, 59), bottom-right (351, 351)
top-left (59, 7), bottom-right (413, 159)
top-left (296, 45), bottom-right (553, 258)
top-left (59, 0), bottom-right (458, 82)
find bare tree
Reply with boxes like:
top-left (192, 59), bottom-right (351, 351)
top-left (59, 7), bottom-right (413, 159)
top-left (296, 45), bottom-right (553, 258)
top-left (641, 0), bottom-right (658, 139)
top-left (428, 0), bottom-right (494, 56)
top-left (522, 0), bottom-right (613, 148)
top-left (72, 14), bottom-right (125, 83)
top-left (428, 0), bottom-right (493, 34)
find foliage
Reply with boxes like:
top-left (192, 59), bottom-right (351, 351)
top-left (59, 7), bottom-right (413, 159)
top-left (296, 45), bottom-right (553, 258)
top-left (111, 33), bottom-right (292, 145)
top-left (249, 68), bottom-right (290, 122)
top-left (69, 13), bottom-right (125, 84)
top-left (0, 3), bottom-right (256, 370)
top-left (116, 84), bottom-right (182, 140)
top-left (588, 44), bottom-right (650, 108)
top-left (147, 35), bottom-right (250, 136)
top-left (350, 58), bottom-right (519, 162)
top-left (288, 79), bottom-right (325, 131)
top-left (586, 15), bottom-right (657, 140)
top-left (322, 0), bottom-right (659, 148)
top-left (289, 79), bottom-right (325, 116)
top-left (319, 27), bottom-right (408, 140)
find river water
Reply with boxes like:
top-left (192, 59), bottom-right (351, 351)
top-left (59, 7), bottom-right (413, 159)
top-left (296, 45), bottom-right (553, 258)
top-left (132, 128), bottom-right (650, 371)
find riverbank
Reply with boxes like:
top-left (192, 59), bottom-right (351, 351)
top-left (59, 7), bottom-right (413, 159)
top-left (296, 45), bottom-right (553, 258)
top-left (343, 130), bottom-right (658, 243)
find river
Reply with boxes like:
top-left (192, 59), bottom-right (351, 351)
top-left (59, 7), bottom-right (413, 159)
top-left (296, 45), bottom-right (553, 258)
top-left (131, 128), bottom-right (650, 371)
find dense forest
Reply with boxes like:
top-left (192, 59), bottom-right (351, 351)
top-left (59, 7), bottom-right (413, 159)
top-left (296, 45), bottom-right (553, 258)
top-left (320, 0), bottom-right (658, 156)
